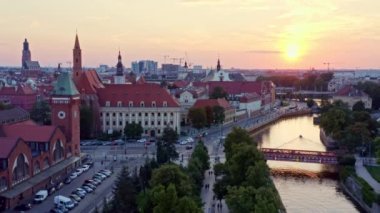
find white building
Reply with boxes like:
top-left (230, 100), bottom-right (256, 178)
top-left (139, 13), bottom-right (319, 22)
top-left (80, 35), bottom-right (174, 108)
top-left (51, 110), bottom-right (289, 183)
top-left (97, 84), bottom-right (181, 137)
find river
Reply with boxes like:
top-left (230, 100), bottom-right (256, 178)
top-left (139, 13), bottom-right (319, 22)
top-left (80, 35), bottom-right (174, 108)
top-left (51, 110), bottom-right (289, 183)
top-left (252, 115), bottom-right (361, 213)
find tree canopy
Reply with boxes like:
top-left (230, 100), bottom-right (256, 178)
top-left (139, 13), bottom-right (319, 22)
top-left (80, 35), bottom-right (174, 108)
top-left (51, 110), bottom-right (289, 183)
top-left (30, 100), bottom-right (51, 125)
top-left (156, 127), bottom-right (179, 164)
top-left (210, 86), bottom-right (228, 99)
top-left (124, 122), bottom-right (143, 139)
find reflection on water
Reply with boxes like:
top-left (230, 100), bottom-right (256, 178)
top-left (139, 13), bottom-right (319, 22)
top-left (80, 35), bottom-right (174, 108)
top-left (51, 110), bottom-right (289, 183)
top-left (252, 115), bottom-right (360, 213)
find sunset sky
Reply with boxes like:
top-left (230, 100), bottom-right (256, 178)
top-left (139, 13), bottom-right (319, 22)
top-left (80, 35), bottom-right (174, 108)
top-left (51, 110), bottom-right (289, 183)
top-left (0, 0), bottom-right (379, 69)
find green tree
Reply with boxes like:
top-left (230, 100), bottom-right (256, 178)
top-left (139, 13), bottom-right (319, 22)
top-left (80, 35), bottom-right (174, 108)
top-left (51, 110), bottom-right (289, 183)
top-left (156, 128), bottom-right (179, 164)
top-left (210, 86), bottom-right (228, 99)
top-left (340, 122), bottom-right (371, 152)
top-left (320, 107), bottom-right (351, 139)
top-left (151, 184), bottom-right (178, 213)
top-left (353, 101), bottom-right (366, 111)
top-left (306, 99), bottom-right (315, 108)
top-left (106, 166), bottom-right (138, 213)
top-left (204, 106), bottom-right (214, 127)
top-left (124, 122), bottom-right (143, 139)
top-left (224, 127), bottom-right (253, 160)
top-left (212, 105), bottom-right (225, 124)
top-left (225, 186), bottom-right (256, 213)
top-left (80, 106), bottom-right (94, 139)
top-left (150, 164), bottom-right (193, 197)
top-left (188, 108), bottom-right (207, 130)
top-left (30, 100), bottom-right (51, 125)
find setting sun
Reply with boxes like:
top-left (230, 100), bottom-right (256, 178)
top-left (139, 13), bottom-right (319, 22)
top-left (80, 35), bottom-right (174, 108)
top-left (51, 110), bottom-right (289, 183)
top-left (285, 44), bottom-right (300, 60)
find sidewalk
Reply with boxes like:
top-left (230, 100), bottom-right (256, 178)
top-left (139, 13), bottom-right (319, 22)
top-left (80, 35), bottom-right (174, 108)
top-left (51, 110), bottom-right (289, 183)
top-left (355, 156), bottom-right (380, 194)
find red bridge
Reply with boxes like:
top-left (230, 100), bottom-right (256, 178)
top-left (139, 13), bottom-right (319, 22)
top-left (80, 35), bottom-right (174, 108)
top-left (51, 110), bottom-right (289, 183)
top-left (260, 148), bottom-right (338, 164)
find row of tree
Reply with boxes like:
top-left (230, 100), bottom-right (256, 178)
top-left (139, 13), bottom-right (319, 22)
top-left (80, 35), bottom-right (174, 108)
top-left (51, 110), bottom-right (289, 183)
top-left (188, 106), bottom-right (225, 130)
top-left (213, 128), bottom-right (284, 213)
top-left (104, 127), bottom-right (209, 213)
top-left (257, 72), bottom-right (334, 91)
top-left (320, 100), bottom-right (379, 152)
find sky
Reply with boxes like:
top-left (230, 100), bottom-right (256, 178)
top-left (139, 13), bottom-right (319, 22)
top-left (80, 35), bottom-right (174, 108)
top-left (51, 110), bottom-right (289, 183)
top-left (0, 0), bottom-right (380, 70)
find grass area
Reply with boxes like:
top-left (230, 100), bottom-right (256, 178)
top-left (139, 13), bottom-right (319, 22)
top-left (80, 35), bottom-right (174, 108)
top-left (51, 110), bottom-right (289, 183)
top-left (365, 166), bottom-right (380, 183)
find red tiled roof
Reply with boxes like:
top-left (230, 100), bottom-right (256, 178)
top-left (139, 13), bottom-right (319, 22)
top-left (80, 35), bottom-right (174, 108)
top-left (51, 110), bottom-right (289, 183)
top-left (335, 85), bottom-right (367, 97)
top-left (0, 137), bottom-right (22, 158)
top-left (0, 84), bottom-right (36, 96)
top-left (77, 70), bottom-right (104, 94)
top-left (98, 83), bottom-right (180, 107)
top-left (193, 81), bottom-right (274, 96)
top-left (1, 124), bottom-right (58, 142)
top-left (173, 80), bottom-right (189, 88)
top-left (193, 98), bottom-right (232, 109)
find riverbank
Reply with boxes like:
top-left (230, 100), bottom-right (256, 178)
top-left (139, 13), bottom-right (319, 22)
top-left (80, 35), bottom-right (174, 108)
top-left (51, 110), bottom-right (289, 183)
top-left (247, 108), bottom-right (312, 134)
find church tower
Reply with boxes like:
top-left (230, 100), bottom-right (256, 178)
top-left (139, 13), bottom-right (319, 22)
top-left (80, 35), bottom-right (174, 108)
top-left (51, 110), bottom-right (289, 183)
top-left (51, 72), bottom-right (81, 156)
top-left (216, 58), bottom-right (221, 72)
top-left (114, 51), bottom-right (126, 84)
top-left (22, 39), bottom-right (31, 68)
top-left (73, 34), bottom-right (82, 85)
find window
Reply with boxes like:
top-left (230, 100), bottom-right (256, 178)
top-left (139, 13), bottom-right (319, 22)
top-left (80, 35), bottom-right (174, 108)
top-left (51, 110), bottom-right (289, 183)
top-left (106, 101), bottom-right (110, 107)
top-left (158, 113), bottom-right (161, 117)
top-left (163, 101), bottom-right (167, 107)
top-left (185, 99), bottom-right (188, 103)
top-left (138, 121), bottom-right (142, 125)
top-left (129, 101), bottom-right (133, 107)
top-left (119, 121), bottom-right (122, 126)
top-left (43, 157), bottom-right (49, 169)
top-left (113, 121), bottom-right (116, 125)
top-left (100, 112), bottom-right (103, 117)
top-left (164, 113), bottom-right (167, 117)
top-left (170, 112), bottom-right (174, 116)
top-left (151, 121), bottom-right (154, 125)
top-left (0, 177), bottom-right (7, 192)
top-left (117, 101), bottom-right (122, 107)
top-left (106, 113), bottom-right (109, 117)
top-left (145, 121), bottom-right (148, 125)
top-left (125, 113), bottom-right (129, 117)
top-left (152, 101), bottom-right (156, 107)
top-left (158, 129), bottom-right (161, 134)
top-left (145, 113), bottom-right (148, 116)
top-left (119, 113), bottom-right (122, 116)
top-left (113, 113), bottom-right (116, 117)
top-left (140, 101), bottom-right (145, 107)
top-left (151, 113), bottom-right (154, 116)
top-left (170, 121), bottom-right (173, 125)
top-left (139, 113), bottom-right (142, 117)
top-left (106, 121), bottom-right (109, 125)
top-left (145, 130), bottom-right (148, 134)
top-left (158, 121), bottom-right (161, 125)
top-left (132, 113), bottom-right (135, 117)
top-left (53, 140), bottom-right (64, 163)
top-left (33, 161), bottom-right (40, 175)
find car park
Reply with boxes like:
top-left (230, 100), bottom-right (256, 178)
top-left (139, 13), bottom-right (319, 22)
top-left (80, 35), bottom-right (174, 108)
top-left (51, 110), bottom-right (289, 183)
top-left (14, 203), bottom-right (32, 211)
top-left (33, 189), bottom-right (48, 203)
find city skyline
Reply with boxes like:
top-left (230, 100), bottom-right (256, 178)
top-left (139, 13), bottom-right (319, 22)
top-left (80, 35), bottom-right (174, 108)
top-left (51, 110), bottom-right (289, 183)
top-left (1, 0), bottom-right (380, 69)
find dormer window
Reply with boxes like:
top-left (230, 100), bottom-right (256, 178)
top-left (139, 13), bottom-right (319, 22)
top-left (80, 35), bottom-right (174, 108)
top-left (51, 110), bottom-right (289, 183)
top-left (129, 101), bottom-right (133, 107)
top-left (152, 101), bottom-right (156, 107)
top-left (105, 101), bottom-right (110, 107)
top-left (117, 101), bottom-right (122, 107)
top-left (163, 101), bottom-right (168, 107)
top-left (140, 101), bottom-right (145, 107)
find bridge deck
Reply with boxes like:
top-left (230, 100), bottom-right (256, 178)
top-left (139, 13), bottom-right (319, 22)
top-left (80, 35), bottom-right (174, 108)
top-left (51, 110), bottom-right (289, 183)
top-left (260, 148), bottom-right (338, 164)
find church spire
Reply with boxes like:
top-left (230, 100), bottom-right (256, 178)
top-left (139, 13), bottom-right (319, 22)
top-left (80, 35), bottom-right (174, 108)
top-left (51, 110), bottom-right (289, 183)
top-left (74, 33), bottom-right (80, 49)
top-left (216, 58), bottom-right (221, 71)
top-left (116, 51), bottom-right (124, 76)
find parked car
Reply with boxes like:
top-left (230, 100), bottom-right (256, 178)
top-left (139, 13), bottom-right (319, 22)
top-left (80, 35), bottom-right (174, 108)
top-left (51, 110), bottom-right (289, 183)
top-left (55, 204), bottom-right (69, 213)
top-left (95, 172), bottom-right (107, 179)
top-left (81, 164), bottom-right (90, 172)
top-left (92, 178), bottom-right (102, 184)
top-left (137, 138), bottom-right (146, 143)
top-left (33, 190), bottom-right (48, 203)
top-left (75, 168), bottom-right (84, 176)
top-left (186, 137), bottom-right (194, 143)
top-left (64, 177), bottom-right (72, 184)
top-left (69, 172), bottom-right (78, 179)
top-left (54, 195), bottom-right (75, 210)
top-left (82, 185), bottom-right (93, 193)
top-left (69, 194), bottom-right (81, 202)
top-left (85, 161), bottom-right (94, 168)
top-left (50, 207), bottom-right (65, 213)
top-left (72, 191), bottom-right (85, 199)
top-left (186, 145), bottom-right (193, 150)
top-left (14, 203), bottom-right (32, 211)
top-left (83, 183), bottom-right (96, 190)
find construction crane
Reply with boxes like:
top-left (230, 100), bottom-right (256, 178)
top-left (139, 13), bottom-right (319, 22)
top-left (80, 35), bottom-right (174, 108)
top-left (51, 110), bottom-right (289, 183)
top-left (323, 62), bottom-right (331, 71)
top-left (163, 55), bottom-right (170, 64)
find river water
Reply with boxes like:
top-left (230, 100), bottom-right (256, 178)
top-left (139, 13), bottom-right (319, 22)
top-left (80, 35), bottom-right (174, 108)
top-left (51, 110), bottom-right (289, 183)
top-left (252, 115), bottom-right (360, 213)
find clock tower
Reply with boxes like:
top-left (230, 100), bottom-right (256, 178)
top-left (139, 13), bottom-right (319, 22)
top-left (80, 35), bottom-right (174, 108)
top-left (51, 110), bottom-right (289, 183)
top-left (51, 71), bottom-right (81, 156)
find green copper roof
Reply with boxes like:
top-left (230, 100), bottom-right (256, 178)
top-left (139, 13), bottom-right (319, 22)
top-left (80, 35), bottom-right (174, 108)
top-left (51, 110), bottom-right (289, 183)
top-left (53, 72), bottom-right (79, 96)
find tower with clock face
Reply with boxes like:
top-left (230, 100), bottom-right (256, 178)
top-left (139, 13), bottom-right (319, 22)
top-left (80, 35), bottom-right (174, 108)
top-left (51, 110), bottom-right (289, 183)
top-left (51, 71), bottom-right (81, 156)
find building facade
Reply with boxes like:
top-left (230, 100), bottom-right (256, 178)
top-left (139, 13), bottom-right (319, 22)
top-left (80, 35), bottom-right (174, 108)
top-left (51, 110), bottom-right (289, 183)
top-left (98, 84), bottom-right (181, 137)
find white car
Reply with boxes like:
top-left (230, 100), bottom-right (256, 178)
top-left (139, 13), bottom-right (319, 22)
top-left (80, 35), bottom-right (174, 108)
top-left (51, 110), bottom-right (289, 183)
top-left (137, 138), bottom-right (146, 143)
top-left (75, 168), bottom-right (84, 175)
top-left (81, 165), bottom-right (90, 172)
top-left (186, 137), bottom-right (194, 143)
top-left (179, 140), bottom-right (188, 145)
top-left (33, 190), bottom-right (48, 203)
top-left (70, 172), bottom-right (78, 179)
